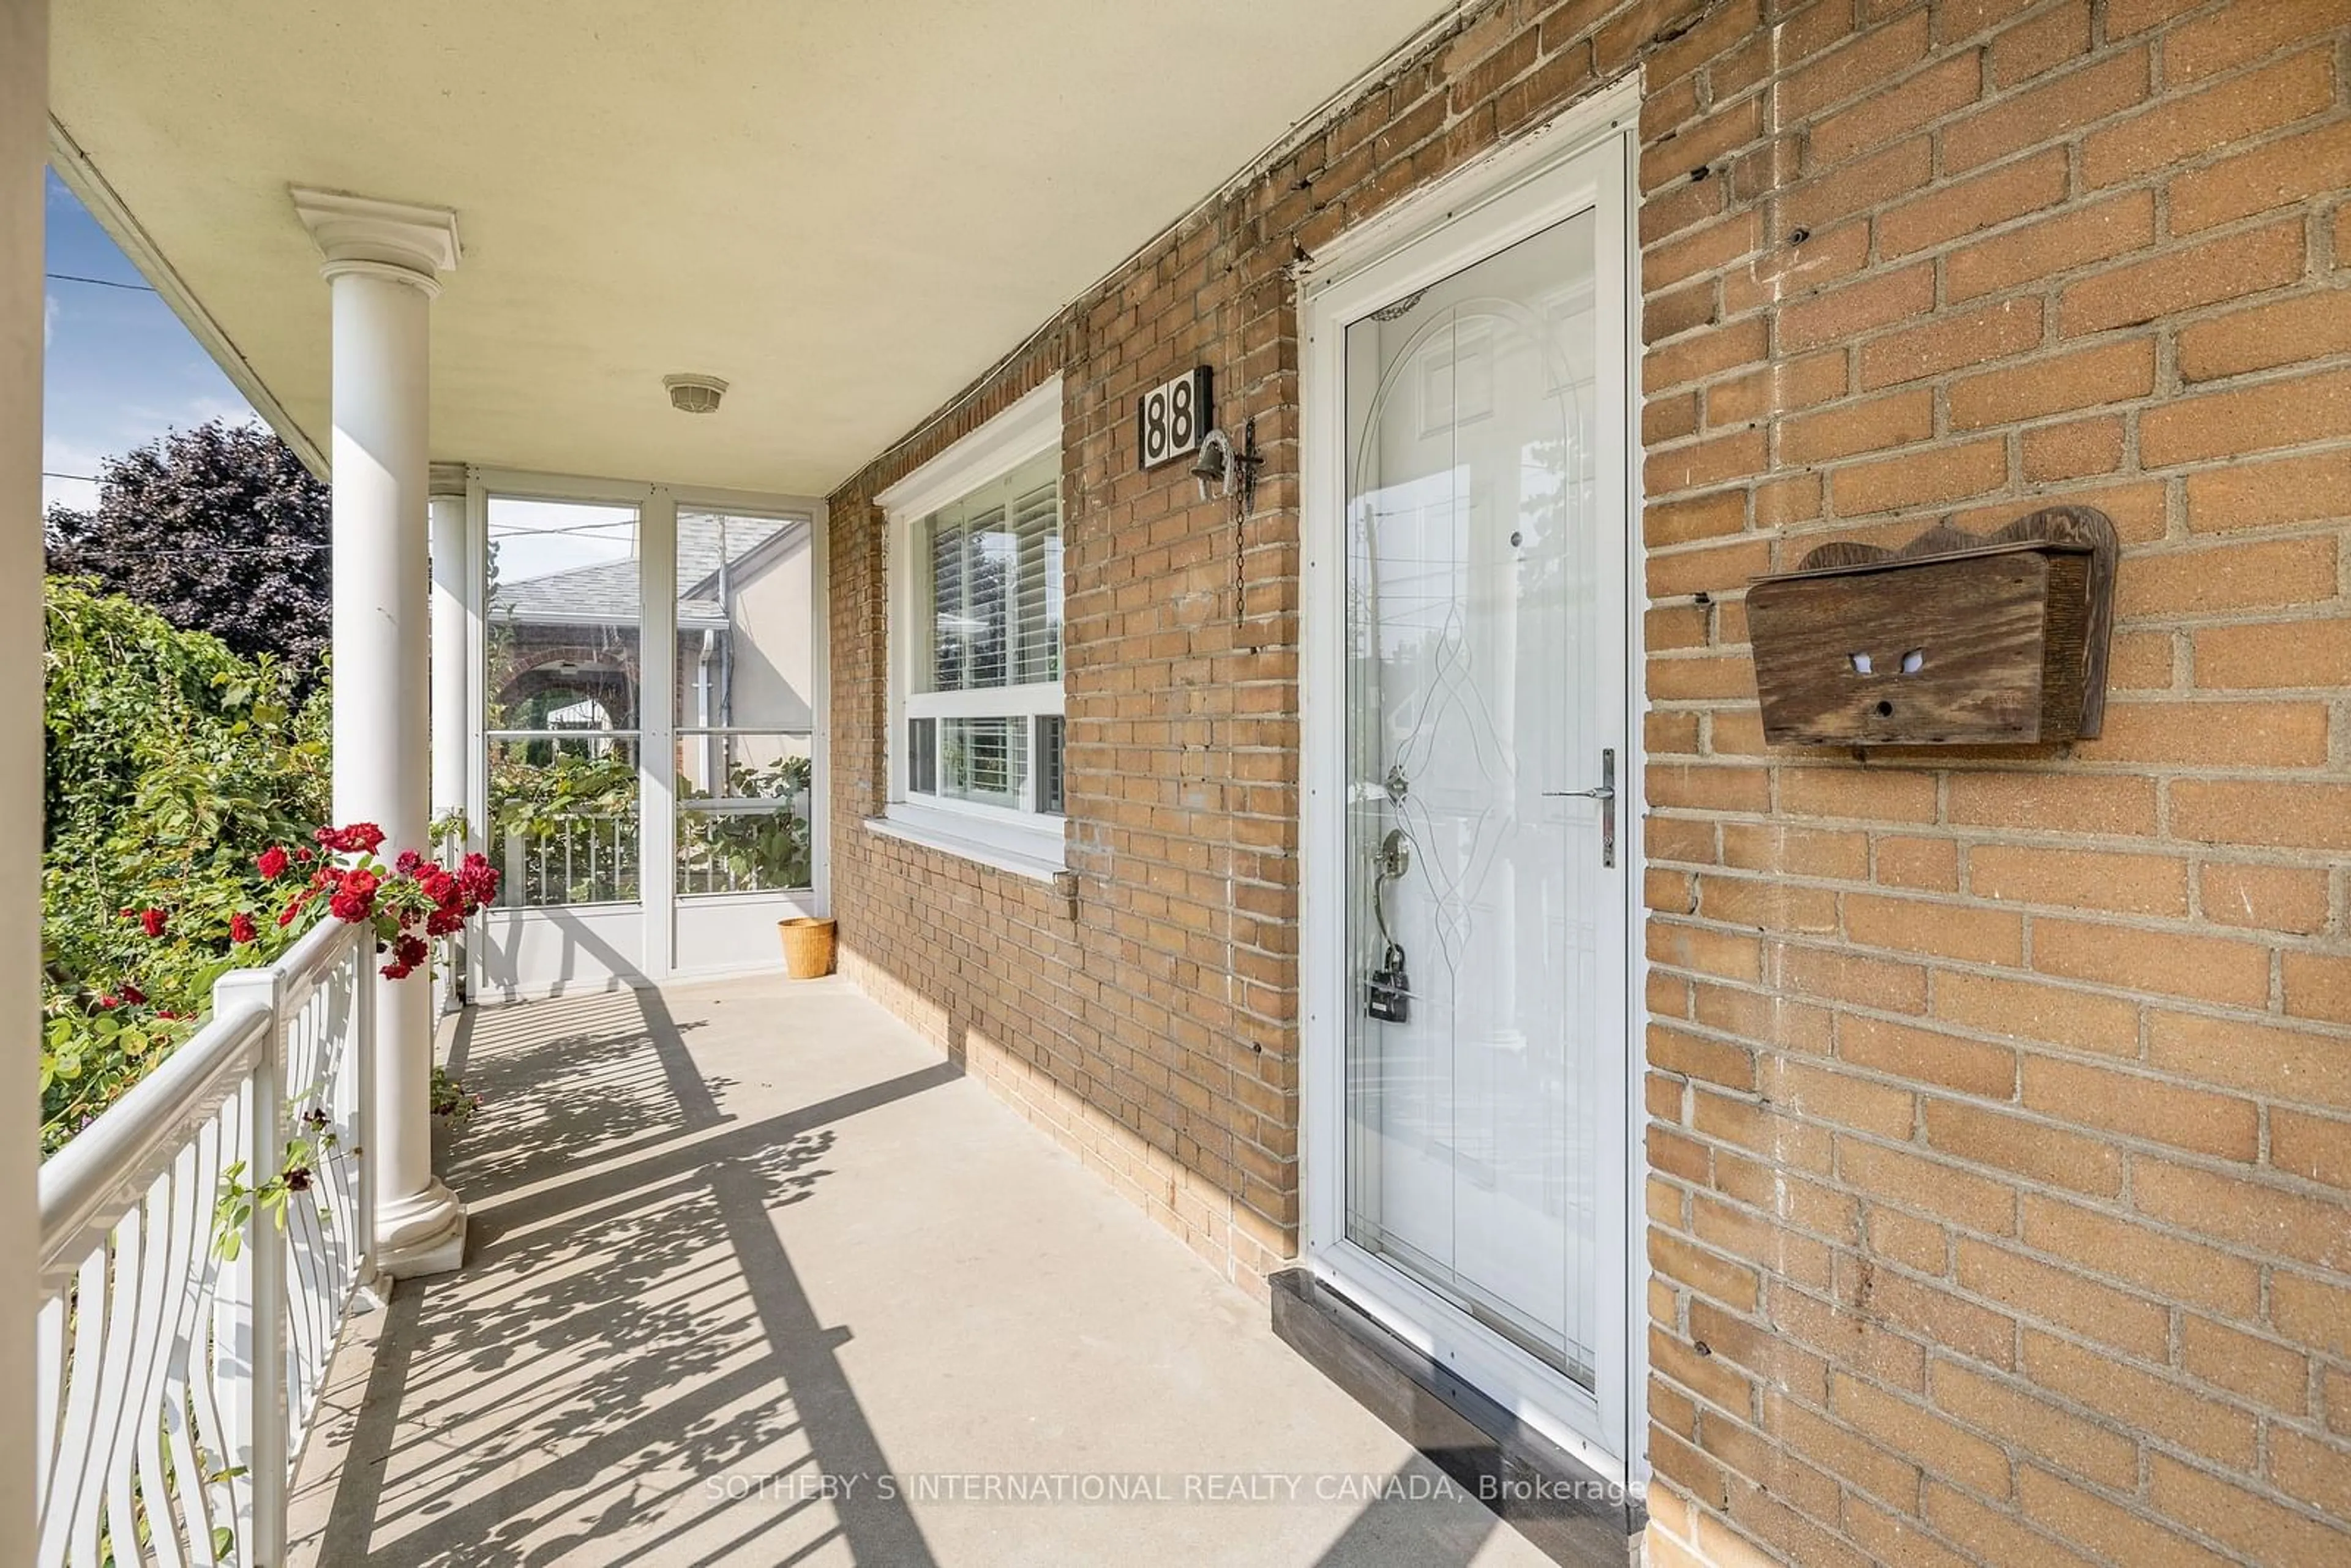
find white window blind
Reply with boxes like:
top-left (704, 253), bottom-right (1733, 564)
top-left (1012, 480), bottom-right (1062, 686)
top-left (901, 447), bottom-right (1065, 826)
top-left (918, 462), bottom-right (1059, 697)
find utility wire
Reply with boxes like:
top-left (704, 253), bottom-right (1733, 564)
top-left (51, 542), bottom-right (330, 557)
top-left (46, 271), bottom-right (156, 293)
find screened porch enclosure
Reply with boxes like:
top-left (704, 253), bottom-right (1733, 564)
top-left (466, 475), bottom-right (830, 1000)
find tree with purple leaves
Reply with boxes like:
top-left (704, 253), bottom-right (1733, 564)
top-left (46, 419), bottom-right (331, 689)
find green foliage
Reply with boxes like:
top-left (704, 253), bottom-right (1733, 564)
top-left (491, 745), bottom-right (812, 898)
top-left (45, 420), bottom-right (332, 689)
top-left (430, 1064), bottom-right (483, 1125)
top-left (680, 754), bottom-right (814, 891)
top-left (42, 580), bottom-right (329, 1152)
top-left (490, 743), bottom-right (637, 841)
top-left (490, 743), bottom-right (640, 902)
top-left (211, 1109), bottom-right (336, 1260)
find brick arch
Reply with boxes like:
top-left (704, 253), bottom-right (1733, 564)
top-left (491, 628), bottom-right (642, 728)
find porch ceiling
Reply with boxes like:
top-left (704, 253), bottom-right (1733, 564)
top-left (49, 0), bottom-right (1444, 496)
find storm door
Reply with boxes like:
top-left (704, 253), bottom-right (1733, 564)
top-left (1308, 124), bottom-right (1633, 1465)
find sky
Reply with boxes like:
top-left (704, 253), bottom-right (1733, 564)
top-left (43, 174), bottom-right (658, 592)
top-left (489, 497), bottom-right (639, 585)
top-left (42, 168), bottom-right (257, 515)
top-left (40, 175), bottom-right (632, 581)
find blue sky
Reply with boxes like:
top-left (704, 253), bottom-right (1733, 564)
top-left (42, 168), bottom-right (257, 514)
top-left (43, 174), bottom-right (631, 580)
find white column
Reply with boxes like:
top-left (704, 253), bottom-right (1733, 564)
top-left (0, 1), bottom-right (47, 1556)
top-left (429, 481), bottom-right (469, 1012)
top-left (640, 488), bottom-right (677, 980)
top-left (294, 189), bottom-right (466, 1279)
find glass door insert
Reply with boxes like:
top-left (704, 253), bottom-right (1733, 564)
top-left (1341, 208), bottom-right (1618, 1392)
top-left (483, 497), bottom-right (645, 910)
top-left (673, 510), bottom-right (817, 899)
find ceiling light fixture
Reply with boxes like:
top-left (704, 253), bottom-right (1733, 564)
top-left (664, 373), bottom-right (728, 415)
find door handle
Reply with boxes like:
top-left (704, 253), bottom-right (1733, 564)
top-left (1540, 749), bottom-right (1616, 868)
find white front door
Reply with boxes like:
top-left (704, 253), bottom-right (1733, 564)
top-left (1303, 119), bottom-right (1636, 1473)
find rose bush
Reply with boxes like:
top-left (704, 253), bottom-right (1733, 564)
top-left (259, 823), bottom-right (498, 977)
top-left (42, 581), bottom-right (329, 1152)
top-left (42, 582), bottom-right (501, 1154)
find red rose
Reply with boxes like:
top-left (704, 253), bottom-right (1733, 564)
top-left (140, 907), bottom-right (167, 938)
top-left (97, 993), bottom-right (119, 1010)
top-left (119, 983), bottom-right (144, 1005)
top-left (296, 847), bottom-right (314, 864)
top-left (256, 846), bottom-right (290, 880)
top-left (230, 912), bottom-right (258, 945)
top-left (327, 868), bottom-right (380, 921)
top-left (394, 849), bottom-right (426, 876)
top-left (457, 853), bottom-right (500, 909)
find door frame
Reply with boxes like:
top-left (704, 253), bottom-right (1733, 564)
top-left (1295, 74), bottom-right (1648, 1488)
top-left (463, 465), bottom-right (831, 1001)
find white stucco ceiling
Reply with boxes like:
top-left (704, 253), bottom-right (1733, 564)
top-left (50, 1), bottom-right (1450, 496)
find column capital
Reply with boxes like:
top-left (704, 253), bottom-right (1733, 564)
top-left (291, 187), bottom-right (461, 296)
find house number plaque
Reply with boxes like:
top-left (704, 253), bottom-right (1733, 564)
top-left (1137, 366), bottom-right (1212, 470)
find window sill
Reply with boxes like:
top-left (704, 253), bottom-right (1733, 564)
top-left (864, 810), bottom-right (1068, 884)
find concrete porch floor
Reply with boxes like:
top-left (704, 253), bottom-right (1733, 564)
top-left (286, 973), bottom-right (1550, 1567)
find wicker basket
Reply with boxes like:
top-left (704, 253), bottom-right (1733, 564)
top-left (778, 917), bottom-right (837, 979)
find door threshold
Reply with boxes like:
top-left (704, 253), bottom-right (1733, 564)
top-left (1270, 1269), bottom-right (1643, 1568)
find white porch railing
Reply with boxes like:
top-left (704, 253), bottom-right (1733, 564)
top-left (35, 917), bottom-right (376, 1568)
top-left (501, 814), bottom-right (637, 907)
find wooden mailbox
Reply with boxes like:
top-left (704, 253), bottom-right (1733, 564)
top-left (1746, 506), bottom-right (2117, 747)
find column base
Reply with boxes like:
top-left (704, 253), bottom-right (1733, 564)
top-left (374, 1177), bottom-right (468, 1280)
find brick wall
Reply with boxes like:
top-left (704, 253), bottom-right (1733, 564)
top-left (825, 1), bottom-right (2351, 1563)
top-left (1631, 1), bottom-right (2351, 1564)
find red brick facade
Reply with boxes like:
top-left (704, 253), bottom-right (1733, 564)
top-left (827, 1), bottom-right (2351, 1562)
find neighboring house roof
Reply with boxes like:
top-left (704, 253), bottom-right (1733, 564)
top-left (678, 515), bottom-right (804, 602)
top-left (491, 513), bottom-right (752, 630)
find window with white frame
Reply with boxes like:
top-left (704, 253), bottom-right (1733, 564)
top-left (880, 380), bottom-right (1066, 869)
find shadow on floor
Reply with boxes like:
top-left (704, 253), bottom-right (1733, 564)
top-left (293, 980), bottom-right (1542, 1568)
top-left (307, 986), bottom-right (950, 1567)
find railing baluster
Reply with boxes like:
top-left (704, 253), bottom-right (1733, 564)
top-left (102, 1168), bottom-right (181, 1564)
top-left (353, 941), bottom-right (376, 1272)
top-left (31, 1295), bottom-right (64, 1508)
top-left (38, 922), bottom-right (378, 1567)
top-left (139, 1135), bottom-right (208, 1568)
top-left (219, 964), bottom-right (288, 1568)
top-left (178, 1112), bottom-right (233, 1568)
top-left (51, 1245), bottom-right (116, 1568)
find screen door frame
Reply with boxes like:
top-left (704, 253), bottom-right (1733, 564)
top-left (463, 468), bottom-right (831, 1002)
top-left (1297, 76), bottom-right (1646, 1487)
